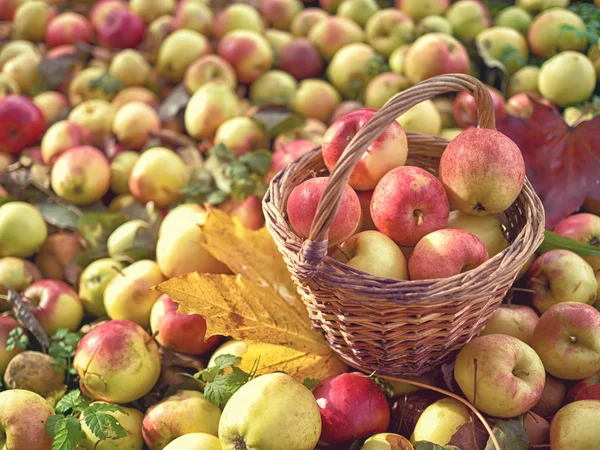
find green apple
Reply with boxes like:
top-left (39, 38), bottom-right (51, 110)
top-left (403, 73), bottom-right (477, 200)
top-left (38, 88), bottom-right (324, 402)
top-left (364, 72), bottom-right (410, 109)
top-left (109, 49), bottom-right (150, 87)
top-left (388, 44), bottom-right (410, 75)
top-left (163, 433), bottom-right (222, 450)
top-left (185, 82), bottom-right (240, 140)
top-left (214, 116), bottom-right (268, 156)
top-left (362, 433), bottom-right (414, 449)
top-left (107, 219), bottom-right (152, 262)
top-left (446, 210), bottom-right (509, 257)
top-left (110, 151), bottom-right (139, 195)
top-left (0, 256), bottom-right (42, 296)
top-left (157, 29), bottom-right (211, 82)
top-left (208, 340), bottom-right (248, 367)
top-left (249, 70), bottom-right (297, 106)
top-left (507, 65), bottom-right (540, 96)
top-left (337, 0), bottom-right (379, 27)
top-left (538, 51), bottom-right (596, 107)
top-left (0, 202), bottom-right (47, 258)
top-left (327, 43), bottom-right (379, 99)
top-left (410, 398), bottom-right (470, 446)
top-left (528, 7), bottom-right (587, 58)
top-left (112, 102), bottom-right (160, 149)
top-left (366, 10), bottom-right (414, 58)
top-left (396, 99), bottom-right (442, 135)
top-left (446, 0), bottom-right (490, 40)
top-left (475, 26), bottom-right (529, 74)
top-left (415, 14), bottom-right (453, 36)
top-left (308, 16), bottom-right (364, 61)
top-left (79, 258), bottom-right (124, 317)
top-left (291, 78), bottom-right (341, 123)
top-left (495, 6), bottom-right (532, 34)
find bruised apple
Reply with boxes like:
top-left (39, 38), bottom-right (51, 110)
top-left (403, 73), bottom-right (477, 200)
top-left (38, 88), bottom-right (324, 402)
top-left (287, 177), bottom-right (361, 246)
top-left (322, 108), bottom-right (408, 190)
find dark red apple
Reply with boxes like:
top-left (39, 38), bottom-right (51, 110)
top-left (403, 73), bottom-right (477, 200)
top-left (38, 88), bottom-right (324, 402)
top-left (567, 374), bottom-right (600, 403)
top-left (453, 85), bottom-right (506, 129)
top-left (97, 7), bottom-right (145, 49)
top-left (277, 38), bottom-right (324, 81)
top-left (90, 0), bottom-right (127, 29)
top-left (0, 0), bottom-right (22, 20)
top-left (313, 372), bottom-right (390, 444)
top-left (0, 96), bottom-right (46, 155)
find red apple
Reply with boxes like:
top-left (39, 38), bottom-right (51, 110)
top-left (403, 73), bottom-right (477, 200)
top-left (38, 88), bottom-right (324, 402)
top-left (277, 38), bottom-right (324, 81)
top-left (567, 374), bottom-right (600, 402)
top-left (290, 8), bottom-right (328, 37)
top-left (217, 30), bottom-right (274, 84)
top-left (480, 304), bottom-right (539, 345)
top-left (330, 100), bottom-right (363, 123)
top-left (45, 12), bottom-right (94, 47)
top-left (313, 373), bottom-right (390, 444)
top-left (408, 228), bottom-right (489, 280)
top-left (22, 280), bottom-right (84, 335)
top-left (97, 7), bottom-right (145, 49)
top-left (90, 0), bottom-right (126, 29)
top-left (212, 3), bottom-right (264, 40)
top-left (371, 166), bottom-right (450, 246)
top-left (553, 213), bottom-right (600, 283)
top-left (34, 232), bottom-right (82, 281)
top-left (220, 195), bottom-right (265, 230)
top-left (0, 95), bottom-right (45, 155)
top-left (0, 316), bottom-right (24, 374)
top-left (287, 176), bottom-right (361, 246)
top-left (322, 108), bottom-right (408, 191)
top-left (0, 0), bottom-right (24, 21)
top-left (41, 120), bottom-right (93, 165)
top-left (150, 294), bottom-right (220, 356)
top-left (267, 139), bottom-right (315, 183)
top-left (453, 86), bottom-right (507, 129)
top-left (272, 118), bottom-right (326, 151)
top-left (404, 33), bottom-right (469, 84)
top-left (259, 0), bottom-right (303, 30)
top-left (0, 389), bottom-right (54, 450)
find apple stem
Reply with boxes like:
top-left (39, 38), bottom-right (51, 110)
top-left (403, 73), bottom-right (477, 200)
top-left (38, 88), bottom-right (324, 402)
top-left (112, 266), bottom-right (125, 277)
top-left (513, 369), bottom-right (530, 377)
top-left (414, 210), bottom-right (424, 226)
top-left (510, 287), bottom-right (537, 294)
top-left (334, 246), bottom-right (352, 262)
top-left (569, 335), bottom-right (577, 344)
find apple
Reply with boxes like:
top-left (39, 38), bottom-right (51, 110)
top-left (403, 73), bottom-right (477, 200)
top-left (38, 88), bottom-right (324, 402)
top-left (314, 373), bottom-right (389, 444)
top-left (409, 228), bottom-right (488, 280)
top-left (45, 12), bottom-right (93, 47)
top-left (128, 147), bottom-right (189, 208)
top-left (157, 29), bottom-right (211, 82)
top-left (480, 305), bottom-right (539, 344)
top-left (0, 95), bottom-right (45, 155)
top-left (277, 38), bottom-right (324, 81)
top-left (524, 412), bottom-right (550, 446)
top-left (495, 6), bottom-right (533, 34)
top-left (553, 213), bottom-right (600, 280)
top-left (0, 73), bottom-right (20, 98)
top-left (331, 230), bottom-right (408, 279)
top-left (163, 433), bottom-right (221, 450)
top-left (51, 146), bottom-right (111, 205)
top-left (308, 16), bottom-right (364, 61)
top-left (0, 389), bottom-right (54, 450)
top-left (74, 319), bottom-right (161, 403)
top-left (112, 102), bottom-right (160, 150)
top-left (475, 26), bottom-right (529, 74)
top-left (11, 0), bottom-right (56, 42)
top-left (453, 86), bottom-right (506, 129)
top-left (439, 127), bottom-right (525, 215)
top-left (388, 44), bottom-right (410, 76)
top-left (364, 73), bottom-right (410, 109)
top-left (396, 99), bottom-right (442, 135)
top-left (90, 0), bottom-right (126, 28)
top-left (150, 294), bottom-right (220, 356)
top-left (34, 232), bottom-right (82, 281)
top-left (567, 374), bottom-right (600, 402)
top-left (68, 99), bottom-right (115, 143)
top-left (129, 0), bottom-right (174, 22)
top-left (589, 44), bottom-right (600, 81)
top-left (97, 7), bottom-right (145, 49)
top-left (108, 49), bottom-right (150, 88)
top-left (415, 15), bottom-right (453, 36)
top-left (528, 7), bottom-right (587, 58)
top-left (550, 400), bottom-right (600, 449)
top-left (291, 8), bottom-right (328, 37)
top-left (454, 334), bottom-right (545, 417)
top-left (531, 302), bottom-right (600, 380)
top-left (538, 51), bottom-right (596, 107)
top-left (212, 3), bottom-right (264, 40)
top-left (23, 280), bottom-right (84, 334)
top-left (79, 403), bottom-right (144, 450)
top-left (260, 0), bottom-right (302, 30)
top-left (287, 176), bottom-right (361, 246)
top-left (532, 375), bottom-right (566, 418)
top-left (172, 1), bottom-right (213, 36)
top-left (208, 340), bottom-right (248, 367)
top-left (4, 351), bottom-right (64, 396)
top-left (330, 100), bottom-right (363, 123)
top-left (110, 150), bottom-right (139, 195)
top-left (291, 79), bottom-right (341, 124)
top-left (361, 434), bottom-right (414, 450)
top-left (41, 120), bottom-right (93, 165)
top-left (0, 257), bottom-right (42, 299)
top-left (404, 33), bottom-right (469, 84)
top-left (446, 211), bottom-right (509, 259)
top-left (68, 67), bottom-right (117, 106)
top-left (79, 258), bottom-right (124, 317)
top-left (364, 10), bottom-right (413, 59)
top-left (0, 0), bottom-right (24, 21)
top-left (267, 139), bottom-right (315, 183)
top-left (371, 166), bottom-right (449, 247)
top-left (107, 219), bottom-right (152, 262)
top-left (2, 52), bottom-right (41, 96)
top-left (319, 0), bottom-right (343, 13)
top-left (142, 390), bottom-right (221, 449)
top-left (185, 82), bottom-right (241, 140)
top-left (337, 0), bottom-right (379, 27)
top-left (112, 87), bottom-right (159, 113)
top-left (248, 70), bottom-right (297, 107)
top-left (410, 397), bottom-right (470, 446)
top-left (526, 250), bottom-right (597, 313)
top-left (446, 0), bottom-right (490, 40)
top-left (220, 195), bottom-right (265, 231)
top-left (507, 65), bottom-right (540, 97)
top-left (322, 108), bottom-right (408, 191)
top-left (506, 92), bottom-right (552, 118)
top-left (156, 204), bottom-right (230, 278)
top-left (0, 202), bottom-right (47, 258)
top-left (217, 30), bottom-right (274, 85)
top-left (104, 259), bottom-right (165, 328)
top-left (272, 118), bottom-right (326, 151)
top-left (0, 40), bottom-right (38, 70)
top-left (563, 107), bottom-right (594, 126)
top-left (0, 316), bottom-right (23, 374)
top-left (214, 117), bottom-right (268, 156)
top-left (396, 0), bottom-right (449, 21)
top-left (184, 55), bottom-right (237, 93)
top-left (328, 43), bottom-right (383, 100)
top-left (265, 28), bottom-right (294, 52)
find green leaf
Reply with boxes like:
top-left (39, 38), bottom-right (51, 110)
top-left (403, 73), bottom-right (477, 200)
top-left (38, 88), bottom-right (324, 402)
top-left (203, 374), bottom-right (232, 408)
top-left (47, 415), bottom-right (85, 450)
top-left (370, 376), bottom-right (394, 399)
top-left (6, 327), bottom-right (29, 352)
top-left (538, 231), bottom-right (600, 257)
top-left (225, 366), bottom-right (250, 393)
top-left (239, 150), bottom-right (272, 176)
top-left (0, 195), bottom-right (13, 206)
top-left (83, 403), bottom-right (128, 441)
top-left (302, 377), bottom-right (321, 391)
top-left (251, 106), bottom-right (305, 139)
top-left (36, 202), bottom-right (81, 230)
top-left (212, 354), bottom-right (242, 371)
top-left (55, 390), bottom-right (89, 414)
top-left (414, 442), bottom-right (461, 450)
top-left (485, 419), bottom-right (529, 450)
top-left (77, 212), bottom-right (127, 248)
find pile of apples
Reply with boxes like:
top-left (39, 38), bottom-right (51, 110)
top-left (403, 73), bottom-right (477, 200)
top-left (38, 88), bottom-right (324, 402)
top-left (0, 0), bottom-right (597, 449)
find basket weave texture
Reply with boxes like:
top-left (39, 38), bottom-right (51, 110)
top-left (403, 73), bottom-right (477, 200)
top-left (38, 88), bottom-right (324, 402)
top-left (263, 74), bottom-right (546, 376)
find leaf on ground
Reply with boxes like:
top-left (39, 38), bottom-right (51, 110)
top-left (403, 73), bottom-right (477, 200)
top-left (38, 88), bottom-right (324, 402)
top-left (159, 347), bottom-right (205, 372)
top-left (538, 230), bottom-right (600, 256)
top-left (484, 420), bottom-right (529, 450)
top-left (303, 377), bottom-right (321, 391)
top-left (38, 55), bottom-right (80, 91)
top-left (158, 83), bottom-right (190, 122)
top-left (77, 212), bottom-right (127, 248)
top-left (156, 274), bottom-right (347, 382)
top-left (251, 105), bottom-right (305, 139)
top-left (83, 403), bottom-right (128, 441)
top-left (415, 443), bottom-right (461, 450)
top-left (201, 209), bottom-right (304, 312)
top-left (8, 288), bottom-right (50, 348)
top-left (47, 415), bottom-right (85, 450)
top-left (448, 419), bottom-right (489, 450)
top-left (497, 99), bottom-right (600, 228)
top-left (36, 202), bottom-right (81, 231)
top-left (55, 389), bottom-right (88, 414)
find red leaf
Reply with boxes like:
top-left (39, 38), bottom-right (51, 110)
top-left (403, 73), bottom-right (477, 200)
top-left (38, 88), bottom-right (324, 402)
top-left (496, 100), bottom-right (600, 229)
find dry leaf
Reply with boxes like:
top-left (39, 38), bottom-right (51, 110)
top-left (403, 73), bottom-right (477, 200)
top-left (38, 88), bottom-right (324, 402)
top-left (201, 209), bottom-right (304, 313)
top-left (156, 273), bottom-right (347, 381)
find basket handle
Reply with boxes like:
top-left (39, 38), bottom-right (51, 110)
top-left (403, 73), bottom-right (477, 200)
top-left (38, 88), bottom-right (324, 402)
top-left (299, 74), bottom-right (496, 269)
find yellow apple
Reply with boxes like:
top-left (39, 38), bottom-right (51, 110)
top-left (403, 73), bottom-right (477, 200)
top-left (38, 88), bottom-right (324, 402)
top-left (410, 398), bottom-right (470, 446)
top-left (446, 210), bottom-right (509, 257)
top-left (550, 400), bottom-right (600, 449)
top-left (163, 433), bottom-right (222, 450)
top-left (396, 99), bottom-right (442, 135)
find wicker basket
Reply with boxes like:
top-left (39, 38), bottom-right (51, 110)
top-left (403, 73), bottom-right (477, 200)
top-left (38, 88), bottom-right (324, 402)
top-left (263, 74), bottom-right (545, 376)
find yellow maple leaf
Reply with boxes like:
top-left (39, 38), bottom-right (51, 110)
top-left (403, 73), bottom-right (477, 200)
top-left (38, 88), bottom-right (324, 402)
top-left (156, 273), bottom-right (347, 381)
top-left (201, 208), bottom-right (304, 314)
